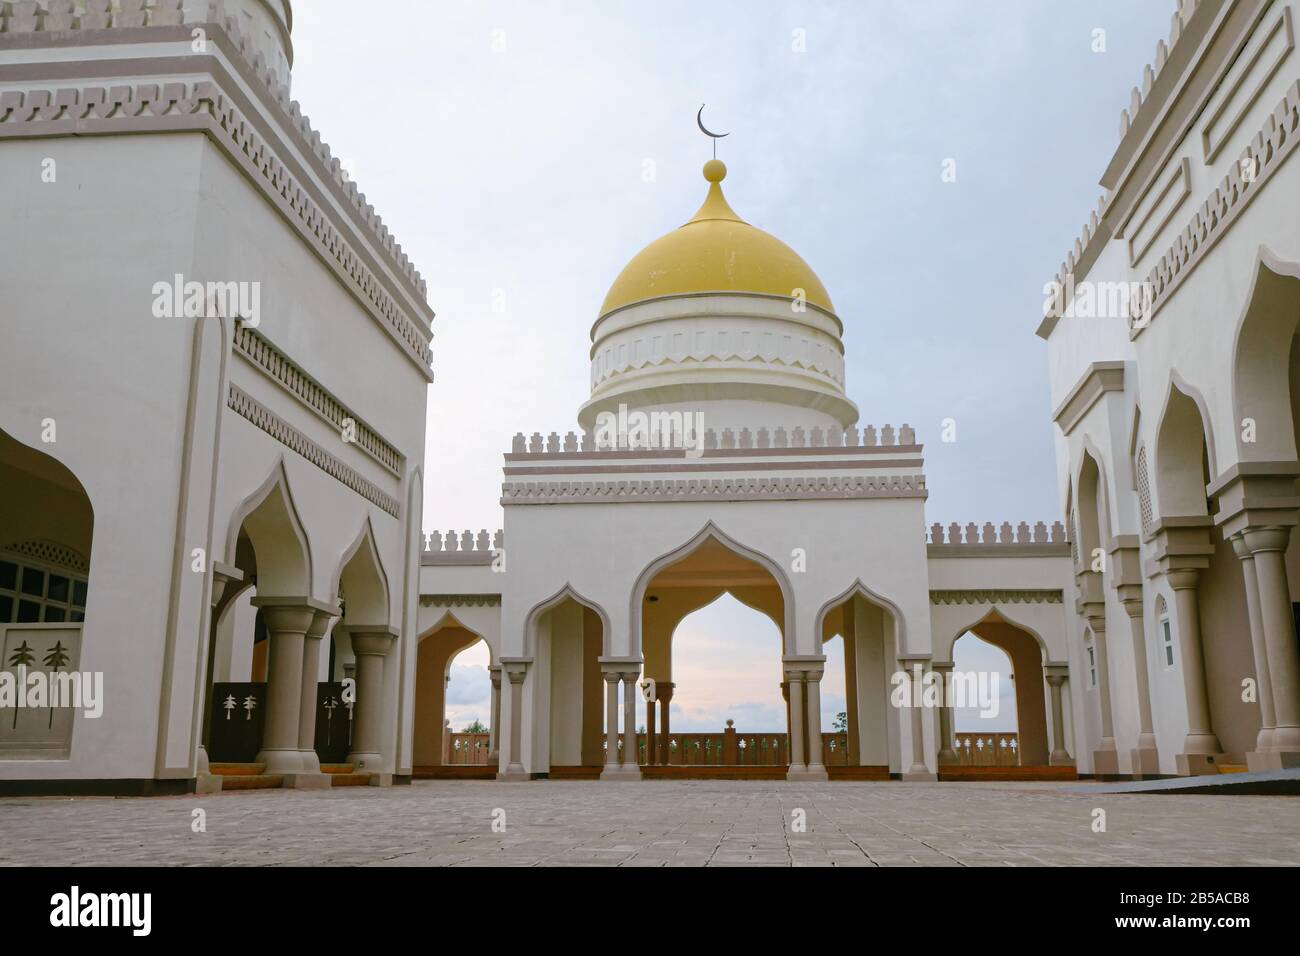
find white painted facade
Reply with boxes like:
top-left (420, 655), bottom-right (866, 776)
top-left (4, 0), bottom-right (1294, 794)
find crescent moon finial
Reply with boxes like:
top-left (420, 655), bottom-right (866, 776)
top-left (697, 104), bottom-right (729, 159)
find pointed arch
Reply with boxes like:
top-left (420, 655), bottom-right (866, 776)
top-left (935, 606), bottom-right (1052, 665)
top-left (223, 457), bottom-right (311, 595)
top-left (332, 514), bottom-right (391, 626)
top-left (1076, 440), bottom-right (1112, 560)
top-left (629, 522), bottom-right (794, 656)
top-left (1153, 375), bottom-right (1215, 518)
top-left (524, 584), bottom-right (611, 657)
top-left (1230, 246), bottom-right (1300, 462)
top-left (814, 579), bottom-right (907, 655)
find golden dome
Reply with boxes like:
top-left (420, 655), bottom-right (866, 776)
top-left (599, 160), bottom-right (835, 316)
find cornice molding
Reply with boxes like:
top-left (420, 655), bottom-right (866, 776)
top-left (233, 325), bottom-right (402, 477)
top-left (1052, 361), bottom-right (1127, 435)
top-left (0, 6), bottom-right (429, 307)
top-left (0, 77), bottom-right (434, 376)
top-left (227, 384), bottom-right (400, 517)
top-left (419, 594), bottom-right (501, 608)
top-left (929, 589), bottom-right (1065, 606)
top-left (1131, 76), bottom-right (1300, 335)
top-left (501, 473), bottom-right (928, 505)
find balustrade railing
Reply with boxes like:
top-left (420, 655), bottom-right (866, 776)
top-left (951, 732), bottom-right (1019, 766)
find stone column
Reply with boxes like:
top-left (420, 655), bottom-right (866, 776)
top-left (933, 663), bottom-right (957, 764)
top-left (295, 605), bottom-right (339, 781)
top-left (901, 660), bottom-right (936, 781)
top-left (1113, 544), bottom-right (1158, 775)
top-left (497, 658), bottom-right (530, 781)
top-left (196, 564), bottom-right (247, 793)
top-left (601, 672), bottom-right (620, 778)
top-left (1079, 570), bottom-right (1118, 775)
top-left (658, 683), bottom-right (673, 764)
top-left (1231, 534), bottom-right (1275, 759)
top-left (644, 691), bottom-right (657, 767)
top-left (621, 670), bottom-right (641, 778)
top-left (1244, 527), bottom-right (1300, 763)
top-left (251, 599), bottom-right (315, 775)
top-left (346, 626), bottom-right (397, 780)
top-left (1167, 568), bottom-right (1225, 773)
top-left (487, 665), bottom-right (502, 765)
top-left (786, 672), bottom-right (806, 774)
top-left (1045, 669), bottom-right (1073, 766)
top-left (803, 668), bottom-right (828, 780)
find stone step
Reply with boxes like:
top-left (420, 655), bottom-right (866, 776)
top-left (219, 774), bottom-right (284, 791)
top-left (328, 773), bottom-right (372, 787)
top-left (210, 762), bottom-right (267, 776)
top-left (1217, 764), bottom-right (1249, 774)
top-left (320, 763), bottom-right (356, 774)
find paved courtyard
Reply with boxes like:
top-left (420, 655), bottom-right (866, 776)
top-left (1, 780), bottom-right (1297, 867)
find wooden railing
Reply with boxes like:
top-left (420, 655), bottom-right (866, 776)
top-left (951, 732), bottom-right (1019, 766)
top-left (446, 732), bottom-right (491, 765)
top-left (632, 725), bottom-right (853, 766)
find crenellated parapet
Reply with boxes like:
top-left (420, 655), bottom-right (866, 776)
top-left (508, 423), bottom-right (918, 456)
top-left (1116, 0), bottom-right (1202, 142)
top-left (926, 520), bottom-right (1070, 557)
top-left (421, 530), bottom-right (504, 566)
top-left (0, 0), bottom-right (430, 312)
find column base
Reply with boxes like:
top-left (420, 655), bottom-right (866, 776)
top-left (937, 749), bottom-right (958, 766)
top-left (346, 751), bottom-right (384, 773)
top-left (786, 765), bottom-right (829, 782)
top-left (256, 748), bottom-right (305, 774)
top-left (496, 766), bottom-right (529, 782)
top-left (1175, 752), bottom-right (1227, 776)
top-left (1092, 738), bottom-right (1119, 776)
top-left (367, 773), bottom-right (393, 787)
top-left (281, 772), bottom-right (332, 790)
top-left (901, 769), bottom-right (938, 782)
top-left (195, 773), bottom-right (224, 794)
top-left (600, 764), bottom-right (642, 781)
top-left (1130, 744), bottom-right (1161, 777)
top-left (299, 751), bottom-right (322, 774)
top-left (1246, 749), bottom-right (1300, 771)
top-left (1049, 751), bottom-right (1075, 767)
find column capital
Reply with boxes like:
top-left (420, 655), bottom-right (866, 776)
top-left (499, 656), bottom-right (532, 682)
top-left (306, 605), bottom-right (341, 639)
top-left (783, 654), bottom-right (824, 681)
top-left (1242, 525), bottom-right (1293, 555)
top-left (349, 626), bottom-right (398, 656)
top-left (1207, 463), bottom-right (1300, 538)
top-left (210, 561), bottom-right (245, 607)
top-left (250, 597), bottom-right (328, 634)
top-left (1146, 517), bottom-right (1214, 579)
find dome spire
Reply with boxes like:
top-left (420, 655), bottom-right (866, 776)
top-left (689, 160), bottom-right (741, 224)
top-left (696, 103), bottom-right (729, 159)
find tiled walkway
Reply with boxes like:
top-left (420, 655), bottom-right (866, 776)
top-left (2, 780), bottom-right (1296, 866)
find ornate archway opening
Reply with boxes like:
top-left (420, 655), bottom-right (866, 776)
top-left (527, 595), bottom-right (605, 779)
top-left (0, 428), bottom-right (94, 759)
top-left (815, 588), bottom-right (900, 780)
top-left (413, 617), bottom-right (498, 778)
top-left (1154, 382), bottom-right (1255, 768)
top-left (937, 612), bottom-right (1062, 780)
top-left (634, 531), bottom-right (821, 779)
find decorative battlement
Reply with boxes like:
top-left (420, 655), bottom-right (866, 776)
top-left (0, 0), bottom-right (430, 307)
top-left (1043, 0), bottom-right (1204, 321)
top-left (508, 424), bottom-right (919, 457)
top-left (423, 530), bottom-right (504, 553)
top-left (1118, 0), bottom-right (1202, 142)
top-left (927, 520), bottom-right (1068, 554)
top-left (1130, 78), bottom-right (1300, 330)
top-left (421, 531), bottom-right (503, 566)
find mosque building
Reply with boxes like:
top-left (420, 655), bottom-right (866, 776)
top-left (0, 0), bottom-right (1295, 794)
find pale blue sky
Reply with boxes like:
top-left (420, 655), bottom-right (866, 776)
top-left (290, 1), bottom-right (1172, 734)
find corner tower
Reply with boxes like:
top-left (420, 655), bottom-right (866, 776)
top-left (579, 159), bottom-right (858, 433)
